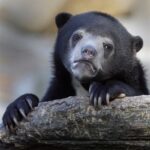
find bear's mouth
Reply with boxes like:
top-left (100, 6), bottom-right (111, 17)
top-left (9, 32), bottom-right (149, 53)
top-left (72, 59), bottom-right (97, 74)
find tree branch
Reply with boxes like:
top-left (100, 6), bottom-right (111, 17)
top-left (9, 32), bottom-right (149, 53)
top-left (1, 96), bottom-right (150, 150)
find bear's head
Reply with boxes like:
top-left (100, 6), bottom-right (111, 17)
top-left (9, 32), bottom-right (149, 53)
top-left (55, 12), bottom-right (143, 82)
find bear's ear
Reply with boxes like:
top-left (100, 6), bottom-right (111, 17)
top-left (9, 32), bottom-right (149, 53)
top-left (55, 12), bottom-right (72, 29)
top-left (132, 36), bottom-right (143, 52)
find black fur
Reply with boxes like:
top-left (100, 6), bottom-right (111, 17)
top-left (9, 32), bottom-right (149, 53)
top-left (2, 11), bottom-right (149, 131)
top-left (42, 51), bottom-right (75, 101)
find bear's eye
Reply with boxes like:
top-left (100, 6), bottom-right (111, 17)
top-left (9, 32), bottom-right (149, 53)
top-left (72, 33), bottom-right (82, 42)
top-left (103, 43), bottom-right (113, 51)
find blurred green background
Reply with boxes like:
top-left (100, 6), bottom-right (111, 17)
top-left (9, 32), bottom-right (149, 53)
top-left (0, 0), bottom-right (150, 122)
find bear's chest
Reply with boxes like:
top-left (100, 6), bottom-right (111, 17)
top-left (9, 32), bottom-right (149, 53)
top-left (72, 77), bottom-right (89, 97)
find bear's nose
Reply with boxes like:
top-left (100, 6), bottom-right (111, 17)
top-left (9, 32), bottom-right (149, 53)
top-left (81, 45), bottom-right (97, 59)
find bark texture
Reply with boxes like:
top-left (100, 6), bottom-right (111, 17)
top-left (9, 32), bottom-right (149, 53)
top-left (0, 96), bottom-right (150, 150)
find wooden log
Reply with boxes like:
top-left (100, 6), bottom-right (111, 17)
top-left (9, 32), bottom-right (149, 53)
top-left (0, 96), bottom-right (150, 150)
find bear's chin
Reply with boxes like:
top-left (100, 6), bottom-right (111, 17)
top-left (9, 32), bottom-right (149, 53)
top-left (71, 62), bottom-right (97, 81)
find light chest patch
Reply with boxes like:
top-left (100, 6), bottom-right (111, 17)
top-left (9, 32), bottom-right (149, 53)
top-left (72, 77), bottom-right (89, 97)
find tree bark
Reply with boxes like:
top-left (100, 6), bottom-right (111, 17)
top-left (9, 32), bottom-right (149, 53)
top-left (0, 96), bottom-right (150, 150)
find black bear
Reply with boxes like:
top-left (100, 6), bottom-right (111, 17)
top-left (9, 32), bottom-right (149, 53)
top-left (2, 11), bottom-right (149, 130)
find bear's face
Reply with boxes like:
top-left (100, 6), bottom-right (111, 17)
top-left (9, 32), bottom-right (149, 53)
top-left (55, 12), bottom-right (143, 82)
top-left (69, 28), bottom-right (115, 80)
